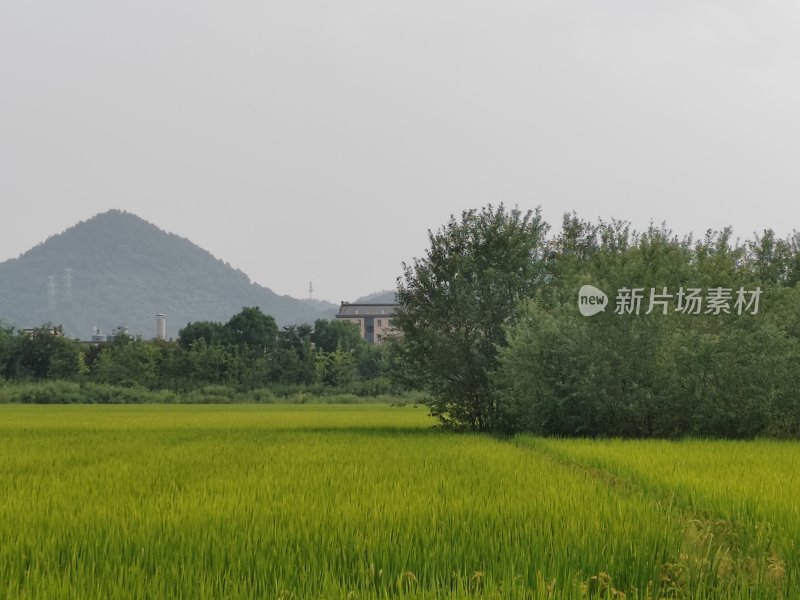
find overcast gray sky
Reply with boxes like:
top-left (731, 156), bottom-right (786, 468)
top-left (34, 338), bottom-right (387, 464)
top-left (2, 1), bottom-right (799, 302)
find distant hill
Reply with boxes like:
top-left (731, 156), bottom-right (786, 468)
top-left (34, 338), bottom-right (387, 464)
top-left (0, 210), bottom-right (338, 338)
top-left (353, 290), bottom-right (397, 304)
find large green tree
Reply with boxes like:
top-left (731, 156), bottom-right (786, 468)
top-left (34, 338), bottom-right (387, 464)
top-left (222, 307), bottom-right (278, 356)
top-left (395, 204), bottom-right (548, 431)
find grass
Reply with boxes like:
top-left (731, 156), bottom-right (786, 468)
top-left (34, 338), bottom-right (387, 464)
top-left (0, 404), bottom-right (796, 598)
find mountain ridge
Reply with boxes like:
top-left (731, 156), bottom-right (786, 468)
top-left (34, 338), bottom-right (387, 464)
top-left (0, 210), bottom-right (340, 337)
top-left (353, 290), bottom-right (397, 304)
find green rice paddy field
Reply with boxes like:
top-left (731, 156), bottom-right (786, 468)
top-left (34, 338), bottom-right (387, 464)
top-left (0, 404), bottom-right (798, 599)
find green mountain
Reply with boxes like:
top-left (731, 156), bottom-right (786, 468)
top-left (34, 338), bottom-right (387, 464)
top-left (0, 210), bottom-right (338, 338)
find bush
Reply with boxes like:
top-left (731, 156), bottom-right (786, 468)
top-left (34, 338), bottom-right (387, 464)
top-left (0, 381), bottom-right (424, 406)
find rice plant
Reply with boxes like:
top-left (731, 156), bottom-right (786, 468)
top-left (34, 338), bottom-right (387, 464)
top-left (0, 405), bottom-right (793, 598)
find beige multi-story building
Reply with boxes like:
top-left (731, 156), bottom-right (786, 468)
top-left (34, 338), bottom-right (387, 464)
top-left (335, 303), bottom-right (399, 344)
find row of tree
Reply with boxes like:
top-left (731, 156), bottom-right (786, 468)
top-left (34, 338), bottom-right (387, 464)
top-left (0, 308), bottom-right (397, 394)
top-left (396, 205), bottom-right (800, 438)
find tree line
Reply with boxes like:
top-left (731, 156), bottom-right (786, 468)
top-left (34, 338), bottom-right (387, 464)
top-left (396, 206), bottom-right (800, 438)
top-left (0, 308), bottom-right (400, 398)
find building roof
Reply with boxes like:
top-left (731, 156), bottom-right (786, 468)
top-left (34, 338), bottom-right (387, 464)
top-left (336, 303), bottom-right (399, 318)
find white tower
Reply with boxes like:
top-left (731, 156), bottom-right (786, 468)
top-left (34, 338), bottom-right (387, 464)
top-left (156, 314), bottom-right (167, 340)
